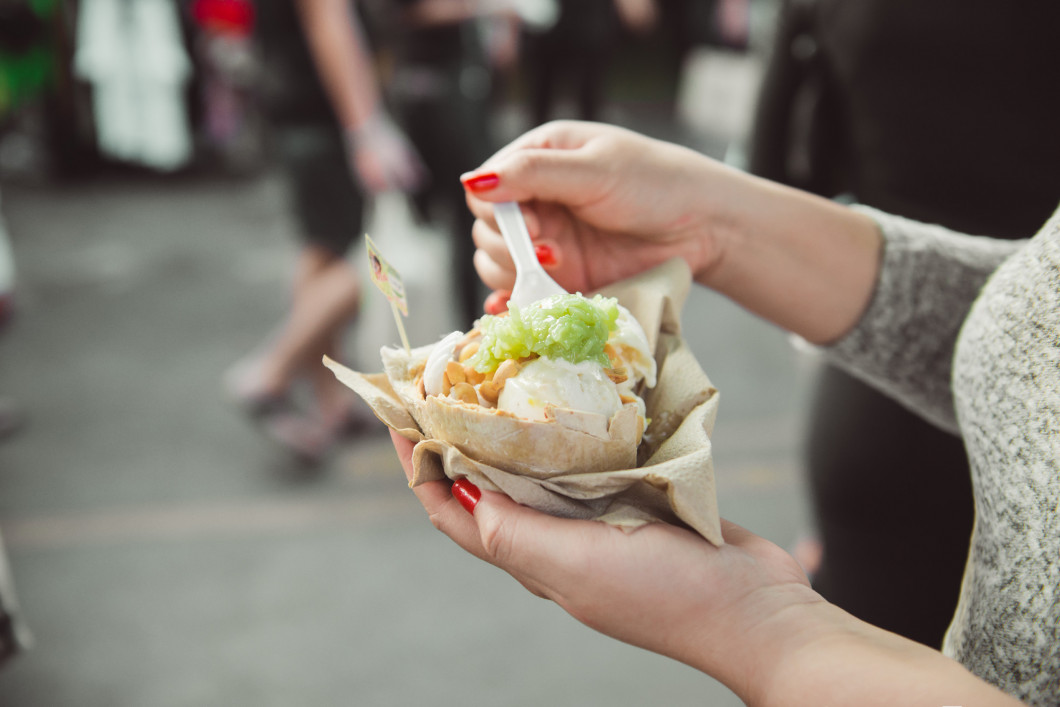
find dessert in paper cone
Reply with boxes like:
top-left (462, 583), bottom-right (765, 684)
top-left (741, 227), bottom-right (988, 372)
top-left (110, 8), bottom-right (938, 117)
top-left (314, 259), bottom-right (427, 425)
top-left (324, 258), bottom-right (723, 545)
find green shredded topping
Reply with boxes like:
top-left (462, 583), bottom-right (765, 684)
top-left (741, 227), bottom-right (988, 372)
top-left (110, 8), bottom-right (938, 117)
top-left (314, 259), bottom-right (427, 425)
top-left (468, 293), bottom-right (619, 373)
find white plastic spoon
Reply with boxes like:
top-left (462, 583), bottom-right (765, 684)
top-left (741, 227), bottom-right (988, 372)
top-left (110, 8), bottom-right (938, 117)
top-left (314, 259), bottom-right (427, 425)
top-left (493, 201), bottom-right (567, 308)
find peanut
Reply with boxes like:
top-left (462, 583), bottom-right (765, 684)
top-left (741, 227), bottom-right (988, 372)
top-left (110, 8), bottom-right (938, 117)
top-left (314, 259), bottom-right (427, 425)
top-left (450, 382), bottom-right (478, 405)
top-left (458, 340), bottom-right (480, 362)
top-left (493, 358), bottom-right (521, 385)
top-left (478, 380), bottom-right (500, 404)
top-left (445, 360), bottom-right (466, 385)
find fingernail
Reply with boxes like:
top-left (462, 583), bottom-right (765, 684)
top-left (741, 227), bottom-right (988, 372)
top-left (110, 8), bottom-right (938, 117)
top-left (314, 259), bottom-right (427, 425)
top-left (484, 291), bottom-right (511, 315)
top-left (452, 478), bottom-right (481, 514)
top-left (462, 172), bottom-right (499, 192)
top-left (534, 243), bottom-right (556, 266)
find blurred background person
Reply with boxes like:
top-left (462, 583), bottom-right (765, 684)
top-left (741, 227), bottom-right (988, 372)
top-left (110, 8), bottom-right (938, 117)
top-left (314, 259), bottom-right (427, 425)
top-left (367, 0), bottom-right (504, 324)
top-left (0, 192), bottom-right (24, 441)
top-left (187, 0), bottom-right (262, 173)
top-left (229, 0), bottom-right (508, 464)
top-left (226, 0), bottom-right (424, 465)
top-left (748, 0), bottom-right (1060, 648)
top-left (0, 528), bottom-right (31, 668)
top-left (522, 0), bottom-right (658, 125)
top-left (0, 13), bottom-right (31, 655)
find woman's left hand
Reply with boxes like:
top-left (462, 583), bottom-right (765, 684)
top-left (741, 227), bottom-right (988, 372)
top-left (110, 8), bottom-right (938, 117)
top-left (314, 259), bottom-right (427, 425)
top-left (390, 430), bottom-right (822, 700)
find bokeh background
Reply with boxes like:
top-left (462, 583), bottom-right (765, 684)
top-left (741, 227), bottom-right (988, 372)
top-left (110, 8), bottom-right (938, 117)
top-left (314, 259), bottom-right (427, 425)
top-left (0, 1), bottom-right (823, 705)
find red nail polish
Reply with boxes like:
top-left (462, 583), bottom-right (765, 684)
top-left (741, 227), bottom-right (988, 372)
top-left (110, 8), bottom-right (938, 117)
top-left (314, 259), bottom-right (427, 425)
top-left (484, 291), bottom-right (511, 315)
top-left (534, 243), bottom-right (557, 267)
top-left (462, 173), bottom-right (499, 192)
top-left (452, 478), bottom-right (481, 514)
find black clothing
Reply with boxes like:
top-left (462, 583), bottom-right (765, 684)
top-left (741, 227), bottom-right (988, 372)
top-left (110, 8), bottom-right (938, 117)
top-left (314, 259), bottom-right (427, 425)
top-left (253, 0), bottom-right (493, 324)
top-left (749, 0), bottom-right (1060, 648)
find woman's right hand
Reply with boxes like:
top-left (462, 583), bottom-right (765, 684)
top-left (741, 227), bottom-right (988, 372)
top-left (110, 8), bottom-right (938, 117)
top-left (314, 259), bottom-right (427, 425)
top-left (462, 121), bottom-right (733, 297)
top-left (464, 120), bottom-right (883, 344)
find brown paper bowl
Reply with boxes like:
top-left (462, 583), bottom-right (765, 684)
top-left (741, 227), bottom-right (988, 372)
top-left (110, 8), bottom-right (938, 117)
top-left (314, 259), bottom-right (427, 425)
top-left (324, 258), bottom-right (723, 545)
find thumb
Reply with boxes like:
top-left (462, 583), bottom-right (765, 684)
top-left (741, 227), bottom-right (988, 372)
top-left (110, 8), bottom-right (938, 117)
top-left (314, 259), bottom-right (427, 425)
top-left (461, 145), bottom-right (610, 208)
top-left (470, 489), bottom-right (602, 596)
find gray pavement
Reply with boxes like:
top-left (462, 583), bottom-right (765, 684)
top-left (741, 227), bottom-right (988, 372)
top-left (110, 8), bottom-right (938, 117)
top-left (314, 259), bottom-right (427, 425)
top-left (0, 49), bottom-right (820, 707)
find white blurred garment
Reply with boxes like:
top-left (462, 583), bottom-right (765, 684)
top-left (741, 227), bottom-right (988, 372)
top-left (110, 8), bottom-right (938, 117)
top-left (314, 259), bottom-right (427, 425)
top-left (0, 191), bottom-right (13, 298)
top-left (74, 0), bottom-right (192, 170)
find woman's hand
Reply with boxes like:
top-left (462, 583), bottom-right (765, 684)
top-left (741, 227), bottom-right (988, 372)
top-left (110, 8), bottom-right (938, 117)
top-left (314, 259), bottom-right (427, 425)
top-left (391, 431), bottom-right (1026, 706)
top-left (462, 121), bottom-right (729, 297)
top-left (390, 431), bottom-right (821, 700)
top-left (345, 112), bottom-right (427, 194)
top-left (463, 120), bottom-right (883, 344)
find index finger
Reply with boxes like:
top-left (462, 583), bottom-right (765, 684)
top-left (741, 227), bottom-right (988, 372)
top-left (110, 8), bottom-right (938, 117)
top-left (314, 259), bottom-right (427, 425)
top-left (389, 430), bottom-right (492, 562)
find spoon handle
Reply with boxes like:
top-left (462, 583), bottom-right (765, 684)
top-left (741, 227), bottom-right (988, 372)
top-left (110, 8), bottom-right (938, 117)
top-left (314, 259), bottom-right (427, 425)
top-left (494, 202), bottom-right (538, 277)
top-left (494, 201), bottom-right (568, 307)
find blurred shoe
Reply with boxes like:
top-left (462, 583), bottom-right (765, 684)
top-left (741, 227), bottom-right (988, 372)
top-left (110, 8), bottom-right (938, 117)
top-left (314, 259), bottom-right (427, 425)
top-left (261, 412), bottom-right (334, 467)
top-left (224, 357), bottom-right (327, 463)
top-left (330, 401), bottom-right (386, 440)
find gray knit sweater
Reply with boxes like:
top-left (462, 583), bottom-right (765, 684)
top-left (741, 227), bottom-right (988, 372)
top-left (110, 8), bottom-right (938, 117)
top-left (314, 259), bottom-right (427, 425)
top-left (824, 204), bottom-right (1060, 704)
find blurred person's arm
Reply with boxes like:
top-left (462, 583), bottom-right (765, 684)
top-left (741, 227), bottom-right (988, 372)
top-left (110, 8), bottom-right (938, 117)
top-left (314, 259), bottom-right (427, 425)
top-left (401, 0), bottom-right (518, 27)
top-left (294, 0), bottom-right (424, 192)
top-left (613, 0), bottom-right (657, 34)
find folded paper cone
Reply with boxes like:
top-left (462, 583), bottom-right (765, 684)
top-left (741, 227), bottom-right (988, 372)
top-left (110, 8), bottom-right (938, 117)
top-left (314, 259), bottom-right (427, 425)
top-left (324, 259), bottom-right (723, 545)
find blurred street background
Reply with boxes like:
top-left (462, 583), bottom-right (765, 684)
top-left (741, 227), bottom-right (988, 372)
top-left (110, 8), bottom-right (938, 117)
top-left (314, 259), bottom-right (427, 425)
top-left (0, 1), bottom-right (825, 705)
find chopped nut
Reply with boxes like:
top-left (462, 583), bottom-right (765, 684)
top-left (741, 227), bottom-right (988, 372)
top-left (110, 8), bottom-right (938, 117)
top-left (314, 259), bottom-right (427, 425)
top-left (605, 367), bottom-right (629, 384)
top-left (464, 365), bottom-right (485, 385)
top-left (458, 340), bottom-right (480, 362)
top-left (493, 358), bottom-right (521, 385)
top-left (478, 380), bottom-right (500, 404)
top-left (417, 376), bottom-right (426, 399)
top-left (454, 329), bottom-right (482, 360)
top-left (445, 360), bottom-right (466, 385)
top-left (450, 382), bottom-right (478, 405)
top-left (442, 371), bottom-right (453, 396)
top-left (478, 358), bottom-right (521, 403)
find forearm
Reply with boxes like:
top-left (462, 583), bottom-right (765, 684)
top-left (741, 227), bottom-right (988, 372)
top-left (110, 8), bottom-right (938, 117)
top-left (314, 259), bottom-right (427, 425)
top-left (697, 166), bottom-right (882, 345)
top-left (294, 0), bottom-right (381, 129)
top-left (692, 594), bottom-right (1024, 706)
top-left (402, 0), bottom-right (496, 25)
top-left (760, 608), bottom-right (1022, 706)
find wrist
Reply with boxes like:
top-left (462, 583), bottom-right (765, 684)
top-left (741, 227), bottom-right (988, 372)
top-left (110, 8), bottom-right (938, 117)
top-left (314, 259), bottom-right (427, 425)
top-left (345, 110), bottom-right (390, 144)
top-left (679, 582), bottom-right (842, 703)
top-left (692, 171), bottom-right (882, 344)
top-left (731, 596), bottom-right (1017, 707)
top-left (733, 592), bottom-right (858, 706)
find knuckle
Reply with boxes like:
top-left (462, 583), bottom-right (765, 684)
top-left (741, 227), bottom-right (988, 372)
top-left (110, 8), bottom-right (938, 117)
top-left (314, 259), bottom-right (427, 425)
top-left (478, 512), bottom-right (513, 566)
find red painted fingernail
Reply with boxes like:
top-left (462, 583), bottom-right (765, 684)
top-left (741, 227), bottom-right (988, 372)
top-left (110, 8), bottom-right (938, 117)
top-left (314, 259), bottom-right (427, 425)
top-left (484, 291), bottom-right (511, 315)
top-left (462, 172), bottom-right (499, 192)
top-left (534, 243), bottom-right (557, 266)
top-left (452, 478), bottom-right (481, 514)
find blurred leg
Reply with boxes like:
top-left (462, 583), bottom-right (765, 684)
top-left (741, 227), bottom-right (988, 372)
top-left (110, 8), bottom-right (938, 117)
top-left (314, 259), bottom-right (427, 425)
top-left (252, 245), bottom-right (361, 401)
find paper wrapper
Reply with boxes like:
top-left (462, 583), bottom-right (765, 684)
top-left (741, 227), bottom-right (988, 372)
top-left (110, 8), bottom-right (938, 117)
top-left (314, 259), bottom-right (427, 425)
top-left (324, 258), bottom-right (722, 545)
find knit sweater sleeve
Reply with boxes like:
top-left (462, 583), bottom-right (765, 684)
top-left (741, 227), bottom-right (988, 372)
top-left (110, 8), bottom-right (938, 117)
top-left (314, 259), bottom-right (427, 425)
top-left (821, 206), bottom-right (1024, 433)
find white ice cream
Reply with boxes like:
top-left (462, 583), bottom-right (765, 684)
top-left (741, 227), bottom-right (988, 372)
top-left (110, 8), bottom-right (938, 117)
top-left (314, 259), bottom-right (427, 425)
top-left (609, 306), bottom-right (657, 389)
top-left (423, 330), bottom-right (462, 397)
top-left (498, 358), bottom-right (623, 422)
